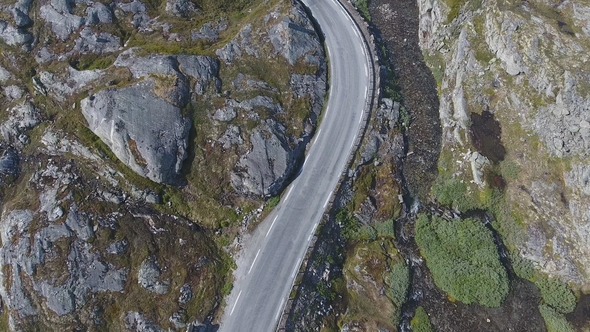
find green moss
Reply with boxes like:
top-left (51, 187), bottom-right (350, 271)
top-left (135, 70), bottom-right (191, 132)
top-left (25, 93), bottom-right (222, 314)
top-left (534, 275), bottom-right (577, 314)
top-left (354, 0), bottom-right (371, 22)
top-left (388, 262), bottom-right (410, 307)
top-left (538, 304), bottom-right (575, 332)
top-left (445, 0), bottom-right (468, 23)
top-left (411, 307), bottom-right (435, 332)
top-left (415, 214), bottom-right (509, 307)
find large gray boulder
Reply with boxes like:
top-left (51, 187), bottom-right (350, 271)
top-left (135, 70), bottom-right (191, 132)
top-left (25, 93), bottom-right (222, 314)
top-left (81, 50), bottom-right (221, 185)
top-left (231, 119), bottom-right (300, 197)
top-left (0, 20), bottom-right (32, 45)
top-left (165, 0), bottom-right (199, 18)
top-left (40, 0), bottom-right (84, 41)
top-left (267, 3), bottom-right (324, 66)
top-left (81, 79), bottom-right (191, 185)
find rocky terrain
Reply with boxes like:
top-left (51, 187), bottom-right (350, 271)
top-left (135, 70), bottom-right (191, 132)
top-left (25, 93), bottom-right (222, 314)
top-left (287, 0), bottom-right (590, 331)
top-left (0, 0), bottom-right (326, 330)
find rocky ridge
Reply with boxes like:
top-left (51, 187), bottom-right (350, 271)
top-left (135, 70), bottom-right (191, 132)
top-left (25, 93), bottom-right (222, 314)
top-left (0, 0), bottom-right (326, 329)
top-left (417, 0), bottom-right (590, 292)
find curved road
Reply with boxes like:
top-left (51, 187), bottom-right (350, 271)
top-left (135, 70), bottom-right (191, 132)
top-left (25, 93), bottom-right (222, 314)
top-left (219, 0), bottom-right (371, 331)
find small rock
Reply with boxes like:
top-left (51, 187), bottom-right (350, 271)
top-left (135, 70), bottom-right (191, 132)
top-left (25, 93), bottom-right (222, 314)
top-left (106, 238), bottom-right (129, 255)
top-left (580, 120), bottom-right (590, 128)
top-left (0, 148), bottom-right (19, 176)
top-left (138, 257), bottom-right (170, 294)
top-left (166, 0), bottom-right (199, 18)
top-left (4, 85), bottom-right (23, 100)
top-left (178, 283), bottom-right (192, 304)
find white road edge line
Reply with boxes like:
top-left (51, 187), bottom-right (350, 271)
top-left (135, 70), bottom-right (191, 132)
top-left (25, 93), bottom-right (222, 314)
top-left (291, 257), bottom-right (302, 279)
top-left (266, 215), bottom-right (278, 237)
top-left (323, 195), bottom-right (330, 209)
top-left (248, 249), bottom-right (261, 274)
top-left (284, 186), bottom-right (294, 201)
top-left (275, 298), bottom-right (286, 321)
top-left (230, 290), bottom-right (242, 316)
top-left (365, 64), bottom-right (368, 77)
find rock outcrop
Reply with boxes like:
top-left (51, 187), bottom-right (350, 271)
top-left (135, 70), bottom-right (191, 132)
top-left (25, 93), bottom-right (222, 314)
top-left (81, 50), bottom-right (220, 185)
top-left (418, 0), bottom-right (590, 290)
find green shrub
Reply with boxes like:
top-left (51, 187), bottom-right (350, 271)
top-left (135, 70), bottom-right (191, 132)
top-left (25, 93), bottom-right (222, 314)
top-left (411, 306), bottom-right (434, 332)
top-left (267, 196), bottom-right (280, 209)
top-left (535, 276), bottom-right (576, 314)
top-left (538, 304), bottom-right (575, 332)
top-left (389, 262), bottom-right (410, 306)
top-left (336, 209), bottom-right (360, 240)
top-left (354, 0), bottom-right (371, 21)
top-left (415, 214), bottom-right (509, 307)
top-left (445, 0), bottom-right (467, 23)
top-left (431, 178), bottom-right (478, 212)
top-left (374, 219), bottom-right (395, 238)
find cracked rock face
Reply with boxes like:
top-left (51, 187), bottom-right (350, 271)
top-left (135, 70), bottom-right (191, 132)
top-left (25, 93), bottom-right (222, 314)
top-left (81, 80), bottom-right (191, 185)
top-left (81, 49), bottom-right (220, 185)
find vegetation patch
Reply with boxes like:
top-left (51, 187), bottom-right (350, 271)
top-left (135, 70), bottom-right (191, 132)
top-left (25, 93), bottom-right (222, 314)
top-left (411, 306), bottom-right (435, 332)
top-left (538, 304), bottom-right (575, 332)
top-left (415, 213), bottom-right (509, 307)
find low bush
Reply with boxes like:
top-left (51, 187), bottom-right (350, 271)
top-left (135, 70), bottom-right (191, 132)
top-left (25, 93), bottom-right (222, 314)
top-left (389, 262), bottom-right (410, 306)
top-left (535, 276), bottom-right (577, 314)
top-left (415, 213), bottom-right (509, 307)
top-left (411, 306), bottom-right (434, 332)
top-left (538, 304), bottom-right (575, 332)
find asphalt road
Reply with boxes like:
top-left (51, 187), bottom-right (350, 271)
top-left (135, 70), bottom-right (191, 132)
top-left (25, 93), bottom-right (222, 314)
top-left (218, 0), bottom-right (371, 330)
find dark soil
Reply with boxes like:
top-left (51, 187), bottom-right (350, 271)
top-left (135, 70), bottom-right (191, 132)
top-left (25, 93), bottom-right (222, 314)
top-left (567, 293), bottom-right (590, 330)
top-left (368, 0), bottom-right (442, 203)
top-left (470, 111), bottom-right (506, 163)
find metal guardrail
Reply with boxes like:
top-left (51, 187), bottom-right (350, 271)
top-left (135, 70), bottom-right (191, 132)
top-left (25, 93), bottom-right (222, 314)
top-left (275, 0), bottom-right (380, 330)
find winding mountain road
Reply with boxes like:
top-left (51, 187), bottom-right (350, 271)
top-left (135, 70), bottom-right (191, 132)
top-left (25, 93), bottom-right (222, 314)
top-left (219, 0), bottom-right (372, 330)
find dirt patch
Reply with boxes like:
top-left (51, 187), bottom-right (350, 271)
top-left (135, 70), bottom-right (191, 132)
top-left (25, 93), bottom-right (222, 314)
top-left (470, 111), bottom-right (506, 163)
top-left (369, 0), bottom-right (442, 202)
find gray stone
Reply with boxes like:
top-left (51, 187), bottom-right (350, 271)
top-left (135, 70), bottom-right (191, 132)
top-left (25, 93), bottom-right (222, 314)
top-left (85, 2), bottom-right (113, 25)
top-left (0, 210), bottom-right (33, 245)
top-left (106, 238), bottom-right (129, 255)
top-left (169, 311), bottom-right (186, 328)
top-left (1, 102), bottom-right (41, 144)
top-left (191, 21), bottom-right (227, 42)
top-left (117, 0), bottom-right (150, 29)
top-left (218, 125), bottom-right (243, 149)
top-left (165, 0), bottom-right (199, 18)
top-left (64, 206), bottom-right (94, 241)
top-left (40, 0), bottom-right (84, 41)
top-left (138, 256), bottom-right (170, 294)
top-left (145, 191), bottom-right (161, 204)
top-left (290, 73), bottom-right (327, 116)
top-left (0, 20), bottom-right (32, 45)
top-left (231, 120), bottom-right (299, 197)
top-left (212, 107), bottom-right (236, 122)
top-left (178, 283), bottom-right (192, 304)
top-left (176, 55), bottom-right (221, 95)
top-left (126, 312), bottom-right (165, 332)
top-left (10, 0), bottom-right (33, 28)
top-left (267, 3), bottom-right (323, 66)
top-left (0, 148), bottom-right (19, 176)
top-left (39, 67), bottom-right (102, 101)
top-left (0, 66), bottom-right (11, 83)
top-left (40, 282), bottom-right (74, 316)
top-left (3, 85), bottom-right (23, 100)
top-left (12, 8), bottom-right (32, 28)
top-left (71, 27), bottom-right (121, 55)
top-left (81, 79), bottom-right (191, 185)
top-left (35, 47), bottom-right (55, 64)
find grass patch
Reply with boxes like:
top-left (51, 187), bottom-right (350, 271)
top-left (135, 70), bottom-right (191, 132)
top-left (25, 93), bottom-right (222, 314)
top-left (411, 306), bottom-right (435, 332)
top-left (388, 261), bottom-right (410, 307)
top-left (354, 0), bottom-right (371, 22)
top-left (445, 0), bottom-right (468, 23)
top-left (538, 304), bottom-right (575, 332)
top-left (415, 213), bottom-right (509, 307)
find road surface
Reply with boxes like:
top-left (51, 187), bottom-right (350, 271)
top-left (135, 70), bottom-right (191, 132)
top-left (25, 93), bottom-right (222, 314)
top-left (219, 0), bottom-right (372, 330)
